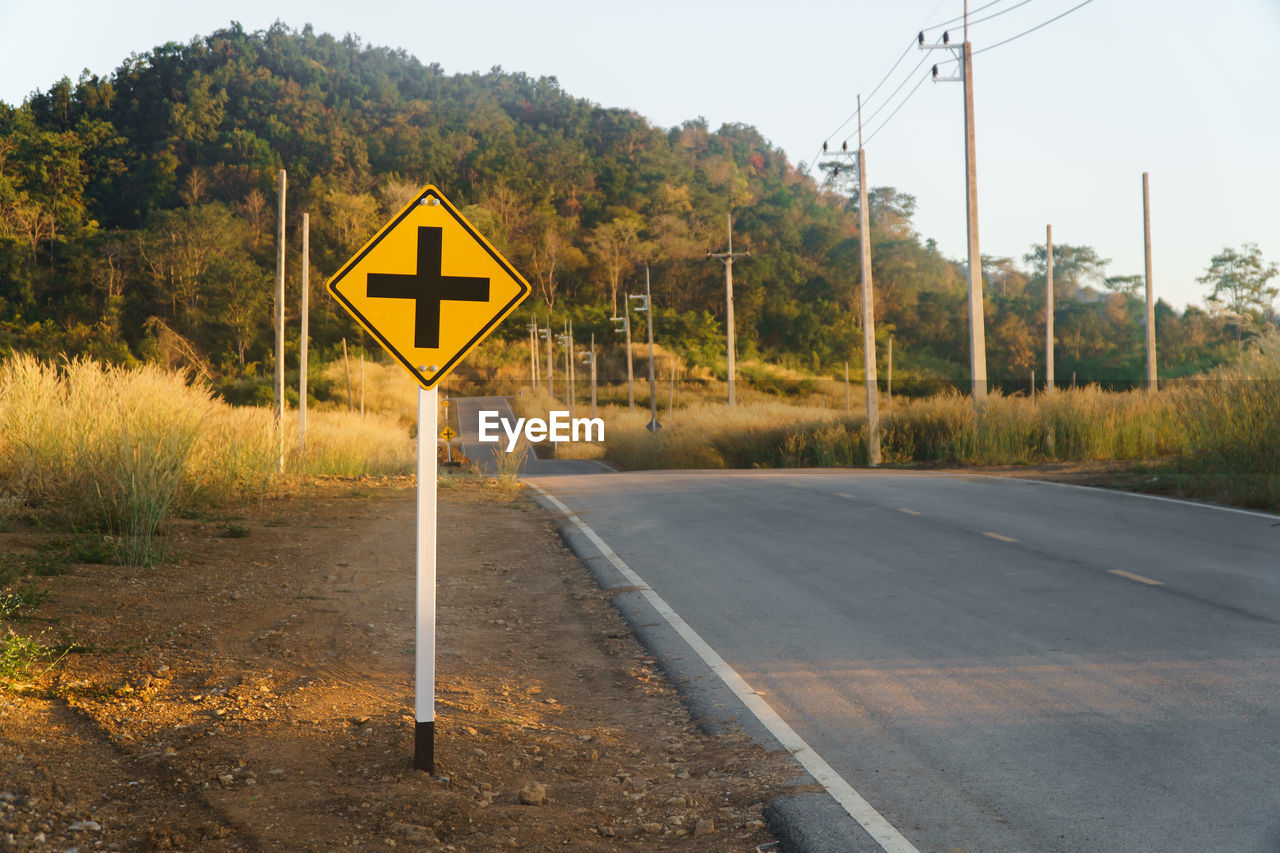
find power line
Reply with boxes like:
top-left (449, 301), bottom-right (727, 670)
top-left (841, 53), bottom-right (931, 145)
top-left (863, 71), bottom-right (931, 147)
top-left (973, 0), bottom-right (1098, 55)
top-left (923, 0), bottom-right (1008, 32)
top-left (822, 39), bottom-right (915, 146)
top-left (809, 0), bottom-right (959, 172)
top-left (964, 0), bottom-right (1044, 30)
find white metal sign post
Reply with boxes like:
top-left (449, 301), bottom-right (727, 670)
top-left (415, 385), bottom-right (438, 770)
top-left (325, 185), bottom-right (531, 773)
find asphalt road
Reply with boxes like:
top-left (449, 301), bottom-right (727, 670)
top-left (450, 398), bottom-right (1280, 851)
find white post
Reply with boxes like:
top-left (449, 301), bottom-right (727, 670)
top-left (415, 386), bottom-right (438, 772)
top-left (274, 169), bottom-right (287, 473)
top-left (299, 212), bottom-right (309, 457)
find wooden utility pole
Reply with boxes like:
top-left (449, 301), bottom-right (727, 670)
top-left (707, 213), bottom-right (750, 406)
top-left (857, 97), bottom-right (881, 465)
top-left (274, 169), bottom-right (286, 473)
top-left (1143, 172), bottom-right (1157, 391)
top-left (1045, 224), bottom-right (1054, 391)
top-left (299, 212), bottom-right (309, 456)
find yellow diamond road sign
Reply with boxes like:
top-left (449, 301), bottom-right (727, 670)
top-left (439, 426), bottom-right (457, 442)
top-left (327, 185), bottom-right (532, 390)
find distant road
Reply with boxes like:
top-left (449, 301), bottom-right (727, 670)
top-left (449, 395), bottom-right (611, 476)
top-left (454, 398), bottom-right (1280, 852)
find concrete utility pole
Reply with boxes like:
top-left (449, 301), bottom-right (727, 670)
top-left (921, 6), bottom-right (988, 401)
top-left (612, 305), bottom-right (635, 411)
top-left (844, 361), bottom-right (851, 413)
top-left (543, 323), bottom-right (554, 394)
top-left (584, 333), bottom-right (598, 418)
top-left (1143, 172), bottom-right (1157, 392)
top-left (569, 320), bottom-right (577, 418)
top-left (887, 335), bottom-right (893, 416)
top-left (707, 213), bottom-right (750, 406)
top-left (1045, 224), bottom-right (1054, 392)
top-left (274, 169), bottom-right (286, 473)
top-left (299, 212), bottom-right (309, 457)
top-left (631, 266), bottom-right (660, 431)
top-left (527, 322), bottom-right (539, 392)
top-left (856, 96), bottom-right (881, 465)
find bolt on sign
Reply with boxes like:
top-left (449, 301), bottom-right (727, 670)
top-left (326, 185), bottom-right (531, 774)
top-left (327, 186), bottom-right (532, 389)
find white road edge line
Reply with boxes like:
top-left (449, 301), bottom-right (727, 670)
top-left (529, 482), bottom-right (921, 853)
top-left (980, 475), bottom-right (1280, 521)
top-left (982, 531), bottom-right (1017, 543)
top-left (1109, 569), bottom-right (1164, 586)
top-left (898, 508), bottom-right (922, 516)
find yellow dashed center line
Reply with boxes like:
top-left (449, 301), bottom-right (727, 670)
top-left (898, 508), bottom-right (922, 516)
top-left (1109, 569), bottom-right (1164, 586)
top-left (837, 493), bottom-right (856, 500)
top-left (983, 531), bottom-right (1017, 543)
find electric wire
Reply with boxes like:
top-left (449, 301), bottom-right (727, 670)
top-left (923, 0), bottom-right (1009, 32)
top-left (808, 0), bottom-right (954, 173)
top-left (963, 0), bottom-right (1044, 31)
top-left (840, 53), bottom-right (931, 146)
top-left (862, 70), bottom-right (931, 147)
top-left (973, 0), bottom-right (1097, 55)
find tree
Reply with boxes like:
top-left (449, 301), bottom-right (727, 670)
top-left (1023, 243), bottom-right (1109, 299)
top-left (1199, 243), bottom-right (1278, 333)
top-left (587, 215), bottom-right (642, 314)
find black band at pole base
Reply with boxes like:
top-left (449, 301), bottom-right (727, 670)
top-left (414, 720), bottom-right (434, 773)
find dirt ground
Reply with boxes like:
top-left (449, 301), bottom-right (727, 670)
top-left (0, 478), bottom-right (796, 852)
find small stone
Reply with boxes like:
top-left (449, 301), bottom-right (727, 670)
top-left (745, 819), bottom-right (766, 831)
top-left (626, 775), bottom-right (647, 792)
top-left (163, 747), bottom-right (177, 757)
top-left (598, 826), bottom-right (615, 838)
top-left (217, 774), bottom-right (234, 787)
top-left (349, 716), bottom-right (370, 726)
top-left (642, 823), bottom-right (662, 835)
top-left (675, 768), bottom-right (690, 780)
top-left (395, 824), bottom-right (437, 845)
top-left (664, 796), bottom-right (687, 807)
top-left (693, 819), bottom-right (714, 836)
top-left (68, 821), bottom-right (101, 832)
top-left (517, 782), bottom-right (546, 805)
top-left (33, 834), bottom-right (46, 844)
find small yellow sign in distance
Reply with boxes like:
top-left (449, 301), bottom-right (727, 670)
top-left (326, 185), bottom-right (532, 390)
top-left (439, 426), bottom-right (458, 442)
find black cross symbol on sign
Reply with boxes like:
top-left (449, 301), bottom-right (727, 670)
top-left (366, 226), bottom-right (490, 349)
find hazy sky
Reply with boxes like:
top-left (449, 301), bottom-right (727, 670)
top-left (3, 0), bottom-right (1277, 310)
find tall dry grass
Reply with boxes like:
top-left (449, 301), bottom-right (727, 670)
top-left (1169, 334), bottom-right (1280, 507)
top-left (0, 355), bottom-right (415, 565)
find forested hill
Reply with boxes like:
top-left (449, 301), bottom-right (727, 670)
top-left (0, 22), bottom-right (1236, 391)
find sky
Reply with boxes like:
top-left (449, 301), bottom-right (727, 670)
top-left (3, 0), bottom-right (1277, 311)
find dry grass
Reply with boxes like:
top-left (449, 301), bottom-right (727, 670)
top-left (0, 355), bottom-right (415, 565)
